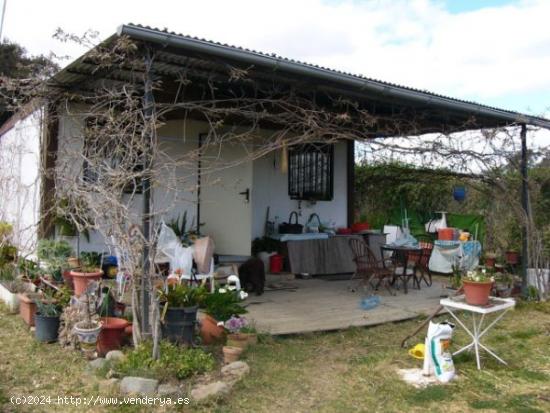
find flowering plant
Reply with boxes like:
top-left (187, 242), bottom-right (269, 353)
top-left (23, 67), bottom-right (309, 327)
top-left (465, 267), bottom-right (494, 283)
top-left (223, 316), bottom-right (249, 333)
top-left (218, 287), bottom-right (248, 300)
top-left (203, 288), bottom-right (247, 322)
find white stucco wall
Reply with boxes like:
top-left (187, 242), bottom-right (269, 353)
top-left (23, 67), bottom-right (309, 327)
top-left (251, 141), bottom-right (348, 239)
top-left (0, 110), bottom-right (43, 255)
top-left (55, 113), bottom-right (201, 254)
top-left (54, 111), bottom-right (349, 254)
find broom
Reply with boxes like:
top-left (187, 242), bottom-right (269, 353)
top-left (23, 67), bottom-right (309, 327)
top-left (400, 287), bottom-right (463, 348)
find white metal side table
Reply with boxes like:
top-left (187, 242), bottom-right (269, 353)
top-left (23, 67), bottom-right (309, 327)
top-left (440, 295), bottom-right (515, 370)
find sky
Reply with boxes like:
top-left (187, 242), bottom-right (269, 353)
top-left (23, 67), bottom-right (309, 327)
top-left (1, 0), bottom-right (549, 119)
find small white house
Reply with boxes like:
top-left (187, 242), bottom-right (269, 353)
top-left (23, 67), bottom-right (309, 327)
top-left (1, 23), bottom-right (549, 262)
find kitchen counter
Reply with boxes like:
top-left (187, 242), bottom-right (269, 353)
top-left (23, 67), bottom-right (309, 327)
top-left (269, 233), bottom-right (330, 242)
top-left (283, 234), bottom-right (362, 275)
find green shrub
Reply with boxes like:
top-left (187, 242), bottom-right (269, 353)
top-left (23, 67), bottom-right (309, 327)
top-left (37, 239), bottom-right (73, 280)
top-left (116, 341), bottom-right (215, 381)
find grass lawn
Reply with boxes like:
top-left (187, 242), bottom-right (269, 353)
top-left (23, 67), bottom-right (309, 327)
top-left (1, 301), bottom-right (549, 412)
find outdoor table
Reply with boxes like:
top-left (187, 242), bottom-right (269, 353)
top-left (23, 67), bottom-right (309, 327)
top-left (380, 244), bottom-right (422, 293)
top-left (429, 240), bottom-right (482, 274)
top-left (440, 295), bottom-right (515, 370)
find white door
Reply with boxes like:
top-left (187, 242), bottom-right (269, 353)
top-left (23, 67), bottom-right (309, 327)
top-left (200, 141), bottom-right (252, 256)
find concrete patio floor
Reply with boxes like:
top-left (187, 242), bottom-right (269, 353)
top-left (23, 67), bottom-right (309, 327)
top-left (244, 275), bottom-right (450, 335)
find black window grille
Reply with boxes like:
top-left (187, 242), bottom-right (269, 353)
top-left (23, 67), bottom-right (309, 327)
top-left (288, 143), bottom-right (334, 201)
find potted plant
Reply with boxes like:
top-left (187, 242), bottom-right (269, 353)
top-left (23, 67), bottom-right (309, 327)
top-left (37, 239), bottom-right (73, 285)
top-left (505, 250), bottom-right (520, 265)
top-left (34, 294), bottom-right (63, 343)
top-left (70, 252), bottom-right (103, 296)
top-left (73, 291), bottom-right (102, 355)
top-left (92, 286), bottom-right (128, 355)
top-left (494, 271), bottom-right (514, 298)
top-left (158, 283), bottom-right (208, 345)
top-left (18, 258), bottom-right (42, 286)
top-left (200, 288), bottom-right (247, 345)
top-left (462, 268), bottom-right (494, 306)
top-left (240, 324), bottom-right (258, 345)
top-left (17, 290), bottom-right (42, 326)
top-left (0, 264), bottom-right (27, 313)
top-left (223, 315), bottom-right (257, 349)
top-left (484, 252), bottom-right (497, 268)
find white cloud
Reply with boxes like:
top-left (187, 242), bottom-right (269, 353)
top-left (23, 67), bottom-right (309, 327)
top-left (2, 0), bottom-right (549, 116)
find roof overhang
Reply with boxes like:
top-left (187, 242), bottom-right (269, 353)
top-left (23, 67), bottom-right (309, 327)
top-left (50, 23), bottom-right (550, 132)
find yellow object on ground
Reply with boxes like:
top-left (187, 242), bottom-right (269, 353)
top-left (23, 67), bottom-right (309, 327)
top-left (409, 343), bottom-right (425, 360)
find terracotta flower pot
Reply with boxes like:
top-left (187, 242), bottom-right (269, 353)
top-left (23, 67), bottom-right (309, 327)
top-left (17, 293), bottom-right (37, 326)
top-left (62, 270), bottom-right (74, 291)
top-left (226, 333), bottom-right (249, 349)
top-left (97, 317), bottom-right (129, 356)
top-left (242, 333), bottom-right (258, 346)
top-left (505, 251), bottom-right (520, 265)
top-left (223, 346), bottom-right (243, 364)
top-left (484, 257), bottom-right (496, 268)
top-left (463, 280), bottom-right (493, 306)
top-left (200, 314), bottom-right (225, 345)
top-left (70, 269), bottom-right (103, 296)
top-left (123, 323), bottom-right (133, 345)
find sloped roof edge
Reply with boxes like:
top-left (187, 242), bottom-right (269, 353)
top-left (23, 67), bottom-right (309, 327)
top-left (116, 23), bottom-right (550, 130)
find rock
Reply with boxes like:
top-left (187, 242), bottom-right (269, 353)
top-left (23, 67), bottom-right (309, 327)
top-left (119, 377), bottom-right (159, 396)
top-left (157, 383), bottom-right (181, 396)
top-left (221, 361), bottom-right (250, 383)
top-left (191, 381), bottom-right (230, 401)
top-left (99, 378), bottom-right (119, 392)
top-left (105, 350), bottom-right (126, 363)
top-left (88, 358), bottom-right (108, 371)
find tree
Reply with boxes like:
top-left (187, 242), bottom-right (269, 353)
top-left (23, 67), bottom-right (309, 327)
top-left (0, 40), bottom-right (58, 126)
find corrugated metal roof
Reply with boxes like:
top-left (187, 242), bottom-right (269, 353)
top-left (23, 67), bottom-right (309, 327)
top-left (51, 23), bottom-right (550, 129)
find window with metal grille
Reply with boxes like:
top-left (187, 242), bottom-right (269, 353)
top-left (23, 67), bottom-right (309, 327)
top-left (82, 118), bottom-right (143, 194)
top-left (288, 143), bottom-right (334, 201)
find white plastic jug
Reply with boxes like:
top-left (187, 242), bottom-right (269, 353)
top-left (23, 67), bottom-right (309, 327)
top-left (226, 275), bottom-right (241, 292)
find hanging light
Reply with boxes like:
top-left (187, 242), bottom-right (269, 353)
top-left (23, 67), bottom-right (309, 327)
top-left (280, 143), bottom-right (288, 174)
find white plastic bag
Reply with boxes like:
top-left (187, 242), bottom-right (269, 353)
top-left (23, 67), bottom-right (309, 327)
top-left (423, 321), bottom-right (456, 383)
top-left (157, 223), bottom-right (193, 275)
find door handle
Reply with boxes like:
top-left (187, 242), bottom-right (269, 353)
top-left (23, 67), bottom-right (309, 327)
top-left (239, 188), bottom-right (250, 203)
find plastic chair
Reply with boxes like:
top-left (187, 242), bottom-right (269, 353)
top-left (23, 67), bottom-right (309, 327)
top-left (180, 258), bottom-right (215, 293)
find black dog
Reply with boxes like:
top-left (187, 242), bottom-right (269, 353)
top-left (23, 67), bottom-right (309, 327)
top-left (238, 258), bottom-right (265, 296)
